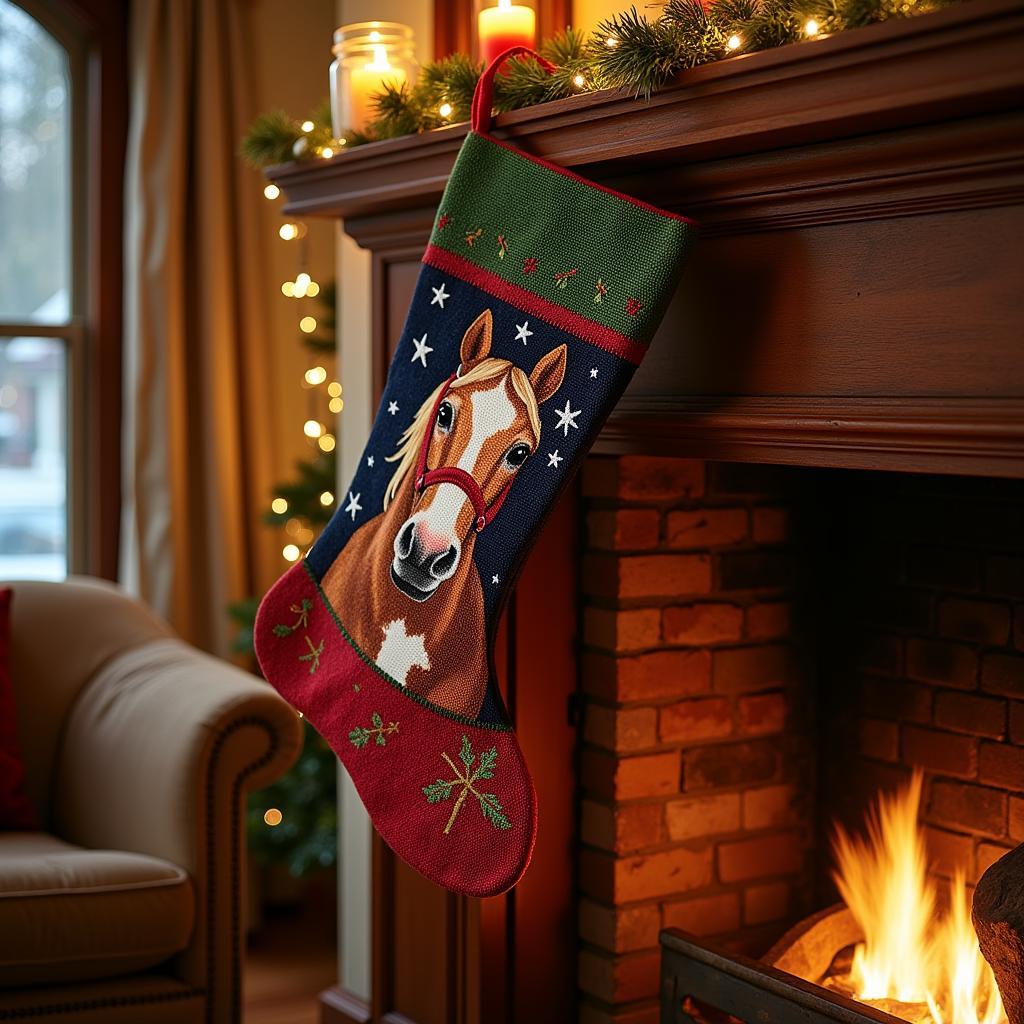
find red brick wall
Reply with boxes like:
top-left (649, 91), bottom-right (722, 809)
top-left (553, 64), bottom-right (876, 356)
top-left (816, 471), bottom-right (1024, 889)
top-left (577, 457), bottom-right (816, 1024)
top-left (576, 459), bottom-right (1024, 1024)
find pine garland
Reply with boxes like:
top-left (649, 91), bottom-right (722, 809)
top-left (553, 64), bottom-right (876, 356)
top-left (242, 0), bottom-right (961, 165)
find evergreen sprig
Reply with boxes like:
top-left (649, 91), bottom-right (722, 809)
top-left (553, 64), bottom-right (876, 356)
top-left (240, 110), bottom-right (303, 168)
top-left (242, 0), bottom-right (959, 165)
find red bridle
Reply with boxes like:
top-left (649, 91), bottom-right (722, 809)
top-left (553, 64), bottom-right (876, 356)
top-left (413, 371), bottom-right (516, 534)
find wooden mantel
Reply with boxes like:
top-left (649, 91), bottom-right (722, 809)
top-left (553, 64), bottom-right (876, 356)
top-left (271, 0), bottom-right (1024, 480)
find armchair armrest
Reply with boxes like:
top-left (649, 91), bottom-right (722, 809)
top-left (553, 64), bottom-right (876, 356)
top-left (52, 635), bottom-right (303, 1018)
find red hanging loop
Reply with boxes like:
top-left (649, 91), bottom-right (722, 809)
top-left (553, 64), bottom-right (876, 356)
top-left (471, 46), bottom-right (557, 134)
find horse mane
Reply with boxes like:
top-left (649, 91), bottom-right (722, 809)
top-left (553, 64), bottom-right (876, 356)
top-left (383, 358), bottom-right (541, 511)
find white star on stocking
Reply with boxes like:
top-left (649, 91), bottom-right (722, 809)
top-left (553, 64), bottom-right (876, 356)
top-left (554, 399), bottom-right (581, 437)
top-left (411, 334), bottom-right (433, 367)
top-left (492, 574), bottom-right (499, 584)
top-left (387, 401), bottom-right (399, 415)
top-left (590, 367), bottom-right (599, 379)
top-left (514, 321), bottom-right (533, 345)
top-left (367, 455), bottom-right (375, 468)
top-left (547, 450), bottom-right (564, 468)
top-left (430, 284), bottom-right (450, 308)
top-left (345, 492), bottom-right (362, 520)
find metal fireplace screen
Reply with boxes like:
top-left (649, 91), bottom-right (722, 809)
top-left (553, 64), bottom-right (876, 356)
top-left (660, 928), bottom-right (904, 1024)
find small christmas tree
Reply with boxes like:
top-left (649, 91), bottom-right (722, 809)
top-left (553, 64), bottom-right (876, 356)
top-left (228, 188), bottom-right (340, 877)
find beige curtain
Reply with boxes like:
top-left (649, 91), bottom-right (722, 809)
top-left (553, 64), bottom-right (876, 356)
top-left (121, 0), bottom-right (280, 655)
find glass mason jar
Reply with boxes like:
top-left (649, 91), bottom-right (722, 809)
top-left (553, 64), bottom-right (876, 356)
top-left (330, 22), bottom-right (417, 137)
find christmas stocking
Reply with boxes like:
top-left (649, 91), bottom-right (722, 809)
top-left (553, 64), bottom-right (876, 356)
top-left (255, 49), bottom-right (695, 897)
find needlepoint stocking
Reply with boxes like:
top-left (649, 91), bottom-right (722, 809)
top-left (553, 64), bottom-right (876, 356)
top-left (256, 48), bottom-right (695, 897)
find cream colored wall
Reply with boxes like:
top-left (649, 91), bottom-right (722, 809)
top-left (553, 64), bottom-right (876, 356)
top-left (571, 0), bottom-right (623, 32)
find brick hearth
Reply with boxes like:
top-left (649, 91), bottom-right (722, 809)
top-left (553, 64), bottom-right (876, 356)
top-left (576, 456), bottom-right (1024, 1024)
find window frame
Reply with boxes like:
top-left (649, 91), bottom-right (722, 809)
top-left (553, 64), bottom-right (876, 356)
top-left (0, 0), bottom-right (127, 579)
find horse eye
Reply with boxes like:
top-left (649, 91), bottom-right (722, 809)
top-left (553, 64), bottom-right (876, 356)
top-left (505, 444), bottom-right (530, 469)
top-left (436, 401), bottom-right (454, 433)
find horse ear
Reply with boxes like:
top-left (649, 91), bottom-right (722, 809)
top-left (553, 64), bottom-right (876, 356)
top-left (530, 344), bottom-right (568, 406)
top-left (460, 310), bottom-right (493, 369)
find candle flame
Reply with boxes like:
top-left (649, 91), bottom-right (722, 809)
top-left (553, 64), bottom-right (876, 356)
top-left (367, 43), bottom-right (391, 72)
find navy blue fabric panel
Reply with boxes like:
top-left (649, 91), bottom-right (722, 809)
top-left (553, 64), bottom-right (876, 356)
top-left (307, 262), bottom-right (635, 625)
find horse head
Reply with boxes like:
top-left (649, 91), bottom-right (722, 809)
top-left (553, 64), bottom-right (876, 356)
top-left (385, 309), bottom-right (567, 603)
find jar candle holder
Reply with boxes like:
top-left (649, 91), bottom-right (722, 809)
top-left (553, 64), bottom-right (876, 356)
top-left (330, 22), bottom-right (417, 137)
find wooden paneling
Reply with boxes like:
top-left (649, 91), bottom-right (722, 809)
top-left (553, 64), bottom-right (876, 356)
top-left (270, 0), bottom-right (1024, 478)
top-left (509, 490), bottom-right (578, 1024)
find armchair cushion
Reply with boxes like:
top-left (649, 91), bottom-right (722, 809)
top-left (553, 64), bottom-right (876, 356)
top-left (0, 832), bottom-right (194, 987)
top-left (0, 589), bottom-right (35, 830)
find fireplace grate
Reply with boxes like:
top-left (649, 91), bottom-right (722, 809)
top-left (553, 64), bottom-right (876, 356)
top-left (660, 928), bottom-right (905, 1024)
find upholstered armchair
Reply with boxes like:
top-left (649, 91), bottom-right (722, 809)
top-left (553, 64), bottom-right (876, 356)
top-left (0, 577), bottom-right (303, 1023)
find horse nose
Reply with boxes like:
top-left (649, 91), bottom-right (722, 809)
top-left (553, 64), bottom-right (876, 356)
top-left (395, 519), bottom-right (416, 559)
top-left (429, 545), bottom-right (458, 580)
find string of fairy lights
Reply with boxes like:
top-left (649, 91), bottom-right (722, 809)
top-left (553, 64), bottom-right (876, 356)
top-left (262, 161), bottom-right (342, 568)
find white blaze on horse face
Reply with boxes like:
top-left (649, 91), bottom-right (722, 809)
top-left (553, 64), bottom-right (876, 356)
top-left (417, 378), bottom-right (517, 542)
top-left (376, 619), bottom-right (430, 685)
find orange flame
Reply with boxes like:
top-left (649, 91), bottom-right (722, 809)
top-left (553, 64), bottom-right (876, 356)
top-left (926, 872), bottom-right (1005, 1024)
top-left (831, 772), bottom-right (1006, 1024)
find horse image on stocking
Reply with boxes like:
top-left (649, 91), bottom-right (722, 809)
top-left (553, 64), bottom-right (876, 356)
top-left (321, 309), bottom-right (568, 719)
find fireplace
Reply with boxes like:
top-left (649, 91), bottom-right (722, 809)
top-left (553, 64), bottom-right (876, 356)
top-left (266, 4), bottom-right (1024, 1019)
top-left (577, 454), bottom-right (1023, 1024)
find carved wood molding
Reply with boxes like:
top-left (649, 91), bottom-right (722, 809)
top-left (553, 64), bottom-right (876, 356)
top-left (598, 397), bottom-right (1024, 477)
top-left (319, 985), bottom-right (371, 1024)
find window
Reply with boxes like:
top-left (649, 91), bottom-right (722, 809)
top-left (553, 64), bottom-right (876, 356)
top-left (0, 0), bottom-right (81, 579)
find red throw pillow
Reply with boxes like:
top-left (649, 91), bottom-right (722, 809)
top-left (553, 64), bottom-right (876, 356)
top-left (0, 588), bottom-right (37, 830)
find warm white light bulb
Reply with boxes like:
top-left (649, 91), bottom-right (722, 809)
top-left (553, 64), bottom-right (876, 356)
top-left (329, 397), bottom-right (344, 414)
top-left (304, 365), bottom-right (327, 385)
top-left (263, 183), bottom-right (280, 200)
top-left (439, 102), bottom-right (453, 118)
top-left (572, 73), bottom-right (586, 88)
top-left (727, 33), bottom-right (743, 50)
top-left (303, 419), bottom-right (323, 438)
top-left (281, 280), bottom-right (295, 297)
top-left (327, 381), bottom-right (343, 398)
top-left (321, 146), bottom-right (334, 159)
top-left (804, 17), bottom-right (820, 35)
top-left (306, 281), bottom-right (320, 297)
top-left (282, 545), bottom-right (300, 562)
top-left (279, 223), bottom-right (298, 240)
top-left (318, 433), bottom-right (336, 452)
top-left (271, 497), bottom-right (288, 514)
top-left (264, 808), bottom-right (284, 825)
top-left (293, 272), bottom-right (311, 298)
top-left (606, 35), bottom-right (618, 47)
top-left (301, 120), bottom-right (315, 133)
top-left (320, 491), bottom-right (334, 506)
top-left (299, 316), bottom-right (317, 334)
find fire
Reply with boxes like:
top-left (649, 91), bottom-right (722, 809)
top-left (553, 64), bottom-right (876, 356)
top-left (831, 772), bottom-right (1006, 1024)
top-left (926, 873), bottom-right (1005, 1024)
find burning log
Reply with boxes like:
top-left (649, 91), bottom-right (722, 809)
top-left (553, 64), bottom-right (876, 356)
top-left (973, 843), bottom-right (1024, 1024)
